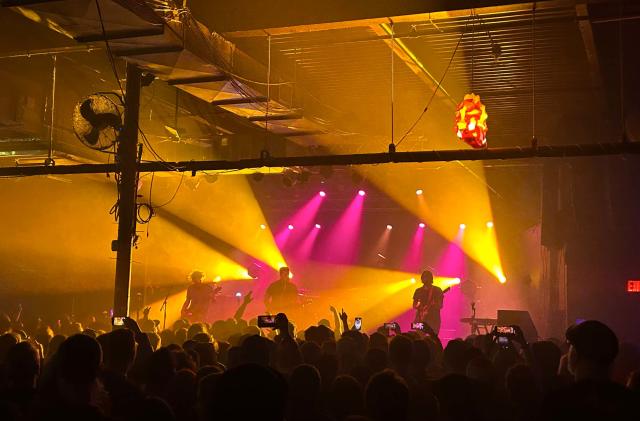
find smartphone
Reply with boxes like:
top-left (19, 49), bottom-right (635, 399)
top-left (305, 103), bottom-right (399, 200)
top-left (496, 325), bottom-right (516, 335)
top-left (112, 316), bottom-right (125, 326)
top-left (354, 317), bottom-right (362, 331)
top-left (411, 322), bottom-right (424, 331)
top-left (257, 314), bottom-right (277, 328)
top-left (497, 336), bottom-right (510, 346)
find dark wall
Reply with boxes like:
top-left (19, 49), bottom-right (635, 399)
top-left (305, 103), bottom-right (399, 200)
top-left (564, 156), bottom-right (640, 343)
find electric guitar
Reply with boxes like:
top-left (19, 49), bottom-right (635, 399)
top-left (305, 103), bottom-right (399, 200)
top-left (414, 286), bottom-right (450, 323)
top-left (181, 284), bottom-right (222, 319)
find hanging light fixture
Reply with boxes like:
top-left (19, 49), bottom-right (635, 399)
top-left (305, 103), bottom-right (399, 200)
top-left (454, 93), bottom-right (488, 148)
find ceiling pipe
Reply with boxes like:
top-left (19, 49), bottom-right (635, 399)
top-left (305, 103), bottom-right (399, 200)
top-left (1, 141), bottom-right (638, 177)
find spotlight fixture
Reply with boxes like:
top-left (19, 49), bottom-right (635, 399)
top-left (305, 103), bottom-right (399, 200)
top-left (213, 276), bottom-right (222, 283)
top-left (419, 223), bottom-right (426, 228)
top-left (319, 191), bottom-right (326, 197)
top-left (459, 223), bottom-right (466, 229)
top-left (315, 224), bottom-right (321, 229)
top-left (358, 190), bottom-right (366, 196)
top-left (486, 221), bottom-right (494, 228)
top-left (259, 224), bottom-right (267, 230)
top-left (416, 189), bottom-right (423, 195)
top-left (235, 292), bottom-right (242, 298)
top-left (410, 278), bottom-right (417, 284)
top-left (288, 224), bottom-right (294, 230)
top-left (386, 224), bottom-right (393, 230)
top-left (498, 274), bottom-right (507, 284)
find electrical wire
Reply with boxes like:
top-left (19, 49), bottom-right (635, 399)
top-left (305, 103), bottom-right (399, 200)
top-left (395, 16), bottom-right (471, 148)
top-left (95, 0), bottom-right (124, 99)
top-left (153, 172), bottom-right (185, 208)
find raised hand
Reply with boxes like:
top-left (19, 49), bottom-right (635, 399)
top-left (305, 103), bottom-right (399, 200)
top-left (339, 308), bottom-right (348, 325)
top-left (243, 291), bottom-right (254, 305)
top-left (122, 316), bottom-right (142, 334)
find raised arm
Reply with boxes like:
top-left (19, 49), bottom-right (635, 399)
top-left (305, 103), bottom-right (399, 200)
top-left (234, 291), bottom-right (254, 320)
top-left (181, 288), bottom-right (192, 316)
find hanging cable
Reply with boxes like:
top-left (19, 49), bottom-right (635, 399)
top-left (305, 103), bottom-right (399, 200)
top-left (95, 0), bottom-right (124, 99)
top-left (532, 2), bottom-right (537, 144)
top-left (390, 19), bottom-right (395, 148)
top-left (471, 10), bottom-right (475, 93)
top-left (618, 1), bottom-right (625, 141)
top-left (396, 16), bottom-right (471, 148)
top-left (264, 33), bottom-right (272, 153)
top-left (46, 55), bottom-right (57, 166)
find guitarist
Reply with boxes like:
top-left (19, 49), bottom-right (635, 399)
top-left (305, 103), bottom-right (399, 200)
top-left (181, 270), bottom-right (221, 322)
top-left (412, 270), bottom-right (444, 335)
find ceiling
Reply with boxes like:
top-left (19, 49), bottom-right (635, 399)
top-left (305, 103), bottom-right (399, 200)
top-left (0, 0), bottom-right (638, 164)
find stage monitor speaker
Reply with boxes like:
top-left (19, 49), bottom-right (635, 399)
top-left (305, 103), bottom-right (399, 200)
top-left (497, 310), bottom-right (539, 343)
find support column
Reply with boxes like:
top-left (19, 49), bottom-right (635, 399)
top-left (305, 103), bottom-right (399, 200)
top-left (113, 63), bottom-right (142, 318)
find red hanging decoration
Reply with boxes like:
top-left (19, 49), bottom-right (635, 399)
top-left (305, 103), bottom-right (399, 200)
top-left (454, 93), bottom-right (488, 148)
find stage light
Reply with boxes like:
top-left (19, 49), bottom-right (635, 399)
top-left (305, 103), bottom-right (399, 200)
top-left (386, 224), bottom-right (393, 230)
top-left (498, 274), bottom-right (507, 284)
top-left (358, 190), bottom-right (366, 196)
top-left (288, 224), bottom-right (294, 230)
top-left (419, 223), bottom-right (426, 228)
top-left (259, 224), bottom-right (266, 230)
top-left (416, 189), bottom-right (423, 195)
top-left (319, 191), bottom-right (326, 197)
top-left (486, 221), bottom-right (494, 228)
top-left (459, 223), bottom-right (466, 229)
top-left (213, 276), bottom-right (222, 283)
top-left (235, 292), bottom-right (242, 297)
top-left (410, 278), bottom-right (417, 284)
top-left (315, 223), bottom-right (321, 229)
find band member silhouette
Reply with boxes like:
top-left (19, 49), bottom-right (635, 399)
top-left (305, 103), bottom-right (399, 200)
top-left (413, 270), bottom-right (444, 334)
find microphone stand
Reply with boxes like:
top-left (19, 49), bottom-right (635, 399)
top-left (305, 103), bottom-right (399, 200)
top-left (160, 294), bottom-right (168, 331)
top-left (470, 301), bottom-right (478, 335)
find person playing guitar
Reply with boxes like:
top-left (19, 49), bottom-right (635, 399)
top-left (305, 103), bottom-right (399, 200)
top-left (181, 270), bottom-right (221, 322)
top-left (413, 270), bottom-right (444, 335)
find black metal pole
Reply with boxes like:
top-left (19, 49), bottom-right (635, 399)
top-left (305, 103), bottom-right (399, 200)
top-left (113, 63), bottom-right (142, 319)
top-left (1, 142), bottom-right (639, 177)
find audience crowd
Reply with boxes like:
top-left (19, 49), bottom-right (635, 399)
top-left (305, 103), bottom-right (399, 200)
top-left (0, 296), bottom-right (638, 421)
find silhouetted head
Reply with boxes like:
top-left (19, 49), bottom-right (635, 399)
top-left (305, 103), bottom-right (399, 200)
top-left (566, 320), bottom-right (618, 379)
top-left (279, 267), bottom-right (290, 282)
top-left (389, 336), bottom-right (412, 373)
top-left (329, 375), bottom-right (364, 421)
top-left (103, 328), bottom-right (135, 374)
top-left (365, 370), bottom-right (409, 421)
top-left (289, 364), bottom-right (321, 403)
top-left (0, 333), bottom-right (19, 363)
top-left (212, 364), bottom-right (287, 421)
top-left (190, 271), bottom-right (204, 284)
top-left (421, 270), bottom-right (434, 286)
top-left (57, 334), bottom-right (102, 389)
top-left (531, 340), bottom-right (562, 378)
top-left (443, 339), bottom-right (472, 374)
top-left (6, 341), bottom-right (40, 388)
top-left (240, 334), bottom-right (272, 366)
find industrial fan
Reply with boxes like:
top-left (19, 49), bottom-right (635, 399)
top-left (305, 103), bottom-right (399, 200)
top-left (72, 94), bottom-right (122, 151)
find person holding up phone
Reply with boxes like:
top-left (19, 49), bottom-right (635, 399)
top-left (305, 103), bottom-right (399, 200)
top-left (412, 270), bottom-right (444, 335)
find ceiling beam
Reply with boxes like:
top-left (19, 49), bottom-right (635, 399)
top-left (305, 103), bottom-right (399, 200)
top-left (210, 0), bottom-right (583, 37)
top-left (1, 141), bottom-right (638, 176)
